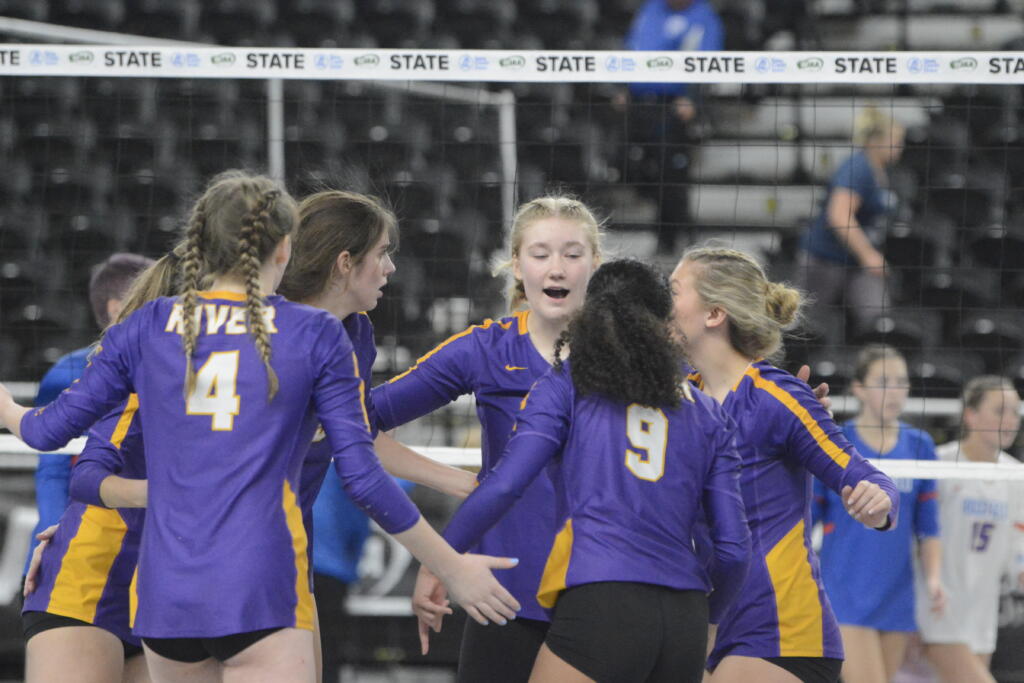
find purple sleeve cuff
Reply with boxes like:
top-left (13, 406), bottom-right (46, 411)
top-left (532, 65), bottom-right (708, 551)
top-left (69, 462), bottom-right (110, 508)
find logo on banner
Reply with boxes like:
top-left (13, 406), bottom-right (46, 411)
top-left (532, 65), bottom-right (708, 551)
top-left (210, 52), bottom-right (236, 66)
top-left (29, 50), bottom-right (59, 66)
top-left (354, 54), bottom-right (380, 68)
top-left (755, 57), bottom-right (786, 73)
top-left (69, 51), bottom-right (94, 64)
top-left (797, 57), bottom-right (824, 71)
top-left (314, 54), bottom-right (343, 70)
top-left (459, 55), bottom-right (489, 71)
top-left (499, 56), bottom-right (526, 70)
top-left (907, 57), bottom-right (939, 74)
top-left (171, 52), bottom-right (200, 68)
top-left (949, 57), bottom-right (978, 71)
top-left (646, 56), bottom-right (673, 71)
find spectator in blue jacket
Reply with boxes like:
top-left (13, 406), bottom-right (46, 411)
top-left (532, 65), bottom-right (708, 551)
top-left (617, 0), bottom-right (725, 250)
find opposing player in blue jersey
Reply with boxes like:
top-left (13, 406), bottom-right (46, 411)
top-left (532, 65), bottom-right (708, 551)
top-left (419, 259), bottom-right (751, 682)
top-left (812, 344), bottom-right (944, 683)
top-left (0, 171), bottom-right (519, 683)
top-left (670, 246), bottom-right (899, 683)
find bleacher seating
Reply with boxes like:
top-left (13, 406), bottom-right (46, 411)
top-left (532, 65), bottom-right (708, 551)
top-left (0, 2), bottom-right (1021, 385)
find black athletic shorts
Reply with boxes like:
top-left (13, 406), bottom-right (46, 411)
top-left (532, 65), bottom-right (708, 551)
top-left (23, 610), bottom-right (144, 659)
top-left (763, 656), bottom-right (843, 683)
top-left (545, 581), bottom-right (708, 683)
top-left (457, 614), bottom-right (550, 683)
top-left (142, 628), bottom-right (282, 663)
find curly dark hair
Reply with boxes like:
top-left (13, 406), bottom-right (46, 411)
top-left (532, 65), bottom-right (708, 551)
top-left (554, 259), bottom-right (684, 408)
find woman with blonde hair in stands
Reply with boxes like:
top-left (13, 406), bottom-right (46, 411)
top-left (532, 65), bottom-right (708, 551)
top-left (798, 106), bottom-right (905, 333)
top-left (918, 375), bottom-right (1024, 683)
top-left (670, 245), bottom-right (900, 683)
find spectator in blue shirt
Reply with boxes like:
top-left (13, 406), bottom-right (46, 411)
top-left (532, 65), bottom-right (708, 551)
top-left (799, 107), bottom-right (905, 333)
top-left (23, 253), bottom-right (153, 575)
top-left (616, 0), bottom-right (725, 250)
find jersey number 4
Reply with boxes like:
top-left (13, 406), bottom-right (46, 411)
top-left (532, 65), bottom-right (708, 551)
top-left (625, 404), bottom-right (668, 482)
top-left (186, 351), bottom-right (241, 431)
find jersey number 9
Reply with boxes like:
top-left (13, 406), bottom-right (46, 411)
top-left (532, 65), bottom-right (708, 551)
top-left (625, 404), bottom-right (668, 482)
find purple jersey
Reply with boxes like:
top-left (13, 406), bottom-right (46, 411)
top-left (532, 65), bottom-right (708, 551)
top-left (300, 312), bottom-right (378, 552)
top-left (443, 363), bottom-right (751, 612)
top-left (20, 291), bottom-right (419, 638)
top-left (700, 361), bottom-right (899, 669)
top-left (23, 398), bottom-right (144, 645)
top-left (372, 311), bottom-right (558, 621)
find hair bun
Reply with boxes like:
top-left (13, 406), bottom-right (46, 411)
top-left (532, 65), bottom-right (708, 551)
top-left (764, 281), bottom-right (801, 327)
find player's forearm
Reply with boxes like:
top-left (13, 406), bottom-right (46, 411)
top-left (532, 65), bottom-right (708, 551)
top-left (0, 398), bottom-right (29, 440)
top-left (392, 516), bottom-right (463, 583)
top-left (98, 476), bottom-right (147, 508)
top-left (374, 432), bottom-right (476, 499)
top-left (918, 536), bottom-right (942, 584)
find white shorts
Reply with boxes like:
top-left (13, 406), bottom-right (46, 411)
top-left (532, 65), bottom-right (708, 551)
top-left (916, 591), bottom-right (998, 655)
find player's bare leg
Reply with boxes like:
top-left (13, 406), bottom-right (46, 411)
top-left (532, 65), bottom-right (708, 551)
top-left (923, 643), bottom-right (995, 683)
top-left (528, 643), bottom-right (595, 683)
top-left (710, 655), bottom-right (802, 683)
top-left (26, 626), bottom-right (126, 683)
top-left (878, 630), bottom-right (909, 681)
top-left (221, 627), bottom-right (316, 683)
top-left (838, 625), bottom-right (887, 683)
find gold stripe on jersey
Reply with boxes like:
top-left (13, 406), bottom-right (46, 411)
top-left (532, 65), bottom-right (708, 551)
top-left (197, 290), bottom-right (247, 302)
top-left (516, 310), bottom-right (529, 335)
top-left (387, 317), bottom-right (515, 384)
top-left (749, 367), bottom-right (851, 469)
top-left (537, 518), bottom-right (574, 609)
top-left (46, 507), bottom-right (128, 623)
top-left (351, 352), bottom-right (371, 431)
top-left (128, 567), bottom-right (138, 627)
top-left (109, 394), bottom-right (139, 447)
top-left (282, 481), bottom-right (314, 631)
top-left (765, 519), bottom-right (824, 657)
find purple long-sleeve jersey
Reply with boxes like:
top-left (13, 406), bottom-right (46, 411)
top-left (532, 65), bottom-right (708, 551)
top-left (371, 310), bottom-right (559, 621)
top-left (443, 362), bottom-right (751, 613)
top-left (23, 397), bottom-right (145, 645)
top-left (701, 360), bottom-right (900, 670)
top-left (19, 292), bottom-right (419, 638)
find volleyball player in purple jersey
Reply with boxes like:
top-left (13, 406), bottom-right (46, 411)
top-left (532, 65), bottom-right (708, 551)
top-left (371, 196), bottom-right (604, 682)
top-left (670, 246), bottom-right (899, 683)
top-left (416, 260), bottom-right (751, 682)
top-left (0, 172), bottom-right (519, 683)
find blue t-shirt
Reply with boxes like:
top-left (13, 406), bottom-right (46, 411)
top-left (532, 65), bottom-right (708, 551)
top-left (24, 345), bottom-right (93, 574)
top-left (801, 150), bottom-right (896, 264)
top-left (625, 0), bottom-right (724, 98)
top-left (812, 421), bottom-right (939, 631)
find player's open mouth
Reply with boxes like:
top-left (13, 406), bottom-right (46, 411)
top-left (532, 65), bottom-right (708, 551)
top-left (543, 287), bottom-right (569, 299)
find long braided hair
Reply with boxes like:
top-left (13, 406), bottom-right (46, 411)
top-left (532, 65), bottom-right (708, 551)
top-left (178, 171), bottom-right (298, 401)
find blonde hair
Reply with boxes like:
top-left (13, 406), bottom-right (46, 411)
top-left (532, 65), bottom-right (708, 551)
top-left (179, 171), bottom-right (299, 402)
top-left (491, 195), bottom-right (603, 311)
top-left (853, 106), bottom-right (898, 147)
top-left (681, 246), bottom-right (802, 361)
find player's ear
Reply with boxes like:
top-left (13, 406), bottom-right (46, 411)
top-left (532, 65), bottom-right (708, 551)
top-left (335, 250), bottom-right (353, 277)
top-left (511, 253), bottom-right (522, 281)
top-left (705, 306), bottom-right (727, 329)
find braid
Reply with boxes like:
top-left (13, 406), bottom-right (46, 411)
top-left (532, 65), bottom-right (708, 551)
top-left (180, 200), bottom-right (206, 401)
top-left (240, 189), bottom-right (281, 401)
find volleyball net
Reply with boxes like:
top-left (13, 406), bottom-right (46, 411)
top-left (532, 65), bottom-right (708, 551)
top-left (1, 37), bottom-right (1024, 482)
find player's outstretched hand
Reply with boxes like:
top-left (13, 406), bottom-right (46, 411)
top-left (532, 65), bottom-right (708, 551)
top-left (23, 524), bottom-right (58, 596)
top-left (841, 481), bottom-right (892, 529)
top-left (796, 365), bottom-right (832, 414)
top-left (412, 565), bottom-right (451, 655)
top-left (441, 554), bottom-right (520, 628)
